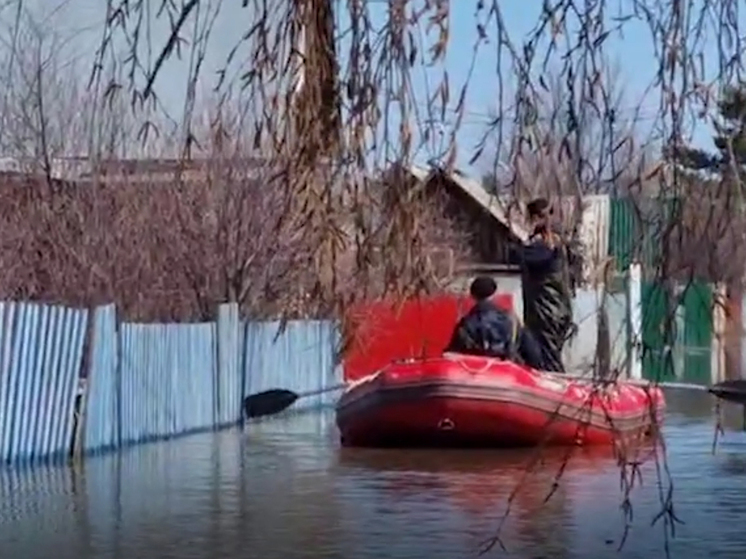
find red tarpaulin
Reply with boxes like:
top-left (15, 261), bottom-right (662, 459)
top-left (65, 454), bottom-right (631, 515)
top-left (343, 293), bottom-right (514, 382)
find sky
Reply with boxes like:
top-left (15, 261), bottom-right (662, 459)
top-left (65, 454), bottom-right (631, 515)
top-left (0, 0), bottom-right (734, 174)
top-left (345, 0), bottom-right (731, 174)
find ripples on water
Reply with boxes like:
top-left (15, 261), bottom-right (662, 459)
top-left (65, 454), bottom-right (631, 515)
top-left (2, 390), bottom-right (746, 559)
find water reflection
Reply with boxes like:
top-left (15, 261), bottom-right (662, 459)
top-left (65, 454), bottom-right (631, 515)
top-left (663, 386), bottom-right (716, 423)
top-left (1, 394), bottom-right (746, 558)
top-left (335, 443), bottom-right (657, 557)
top-left (335, 445), bottom-right (637, 512)
top-left (0, 465), bottom-right (88, 558)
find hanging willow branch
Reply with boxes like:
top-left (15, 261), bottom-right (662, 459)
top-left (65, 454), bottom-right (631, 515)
top-left (73, 0), bottom-right (746, 554)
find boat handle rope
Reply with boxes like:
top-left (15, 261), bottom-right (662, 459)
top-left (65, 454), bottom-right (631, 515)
top-left (442, 352), bottom-right (494, 375)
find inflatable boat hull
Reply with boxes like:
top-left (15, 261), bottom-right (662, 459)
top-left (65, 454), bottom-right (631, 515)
top-left (336, 355), bottom-right (665, 448)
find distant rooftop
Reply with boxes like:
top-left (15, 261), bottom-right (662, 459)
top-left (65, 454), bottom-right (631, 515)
top-left (0, 156), bottom-right (271, 182)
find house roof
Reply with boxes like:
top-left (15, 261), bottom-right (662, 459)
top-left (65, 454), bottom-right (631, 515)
top-left (408, 164), bottom-right (530, 242)
top-left (406, 164), bottom-right (617, 284)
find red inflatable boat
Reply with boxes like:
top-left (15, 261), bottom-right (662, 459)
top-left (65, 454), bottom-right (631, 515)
top-left (336, 354), bottom-right (666, 448)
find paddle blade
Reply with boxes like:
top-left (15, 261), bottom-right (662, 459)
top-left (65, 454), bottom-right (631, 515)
top-left (243, 389), bottom-right (299, 418)
top-left (709, 380), bottom-right (746, 405)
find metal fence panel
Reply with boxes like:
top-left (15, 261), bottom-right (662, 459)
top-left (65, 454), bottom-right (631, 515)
top-left (173, 322), bottom-right (218, 434)
top-left (0, 302), bottom-right (345, 461)
top-left (0, 303), bottom-right (88, 464)
top-left (243, 320), bottom-right (340, 412)
top-left (118, 322), bottom-right (216, 445)
top-left (83, 305), bottom-right (119, 453)
top-left (215, 303), bottom-right (243, 426)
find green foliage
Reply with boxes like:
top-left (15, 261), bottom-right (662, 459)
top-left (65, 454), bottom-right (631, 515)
top-left (675, 83), bottom-right (746, 170)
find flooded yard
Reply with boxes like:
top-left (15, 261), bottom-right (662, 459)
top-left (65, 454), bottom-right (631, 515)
top-left (1, 389), bottom-right (745, 559)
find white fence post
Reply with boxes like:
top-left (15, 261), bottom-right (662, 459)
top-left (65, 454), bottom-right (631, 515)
top-left (628, 262), bottom-right (643, 380)
top-left (711, 283), bottom-right (727, 385)
top-left (216, 303), bottom-right (242, 426)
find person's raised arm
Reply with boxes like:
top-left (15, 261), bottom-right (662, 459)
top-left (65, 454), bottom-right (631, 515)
top-left (519, 238), bottom-right (559, 270)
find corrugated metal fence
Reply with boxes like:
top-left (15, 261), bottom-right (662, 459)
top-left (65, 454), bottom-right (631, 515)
top-left (117, 320), bottom-right (218, 446)
top-left (245, 320), bottom-right (341, 409)
top-left (82, 304), bottom-right (340, 455)
top-left (0, 301), bottom-right (340, 465)
top-left (0, 303), bottom-right (89, 464)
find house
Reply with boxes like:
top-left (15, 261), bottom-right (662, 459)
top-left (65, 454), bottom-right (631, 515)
top-left (384, 164), bottom-right (614, 315)
top-left (380, 164), bottom-right (530, 317)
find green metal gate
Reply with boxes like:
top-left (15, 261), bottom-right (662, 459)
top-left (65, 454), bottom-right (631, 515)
top-left (679, 282), bottom-right (713, 384)
top-left (609, 196), bottom-right (683, 272)
top-left (641, 281), bottom-right (712, 383)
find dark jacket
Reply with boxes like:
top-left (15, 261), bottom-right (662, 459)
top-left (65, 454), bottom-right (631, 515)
top-left (444, 299), bottom-right (546, 370)
top-left (516, 233), bottom-right (574, 372)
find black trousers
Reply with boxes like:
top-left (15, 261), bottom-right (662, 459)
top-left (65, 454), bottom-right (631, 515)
top-left (526, 317), bottom-right (571, 373)
top-left (534, 330), bottom-right (566, 372)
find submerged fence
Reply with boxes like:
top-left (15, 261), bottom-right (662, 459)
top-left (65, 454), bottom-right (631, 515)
top-left (0, 302), bottom-right (341, 465)
top-left (0, 303), bottom-right (89, 463)
top-left (0, 277), bottom-right (723, 465)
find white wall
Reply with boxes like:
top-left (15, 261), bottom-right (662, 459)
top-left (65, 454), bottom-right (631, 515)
top-left (563, 287), bottom-right (629, 376)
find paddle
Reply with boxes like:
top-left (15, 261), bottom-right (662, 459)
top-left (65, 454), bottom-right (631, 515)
top-left (566, 376), bottom-right (746, 403)
top-left (708, 379), bottom-right (746, 405)
top-left (243, 383), bottom-right (347, 419)
top-left (241, 377), bottom-right (746, 420)
top-left (562, 374), bottom-right (709, 391)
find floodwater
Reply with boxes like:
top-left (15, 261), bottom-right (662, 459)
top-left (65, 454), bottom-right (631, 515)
top-left (2, 390), bottom-right (746, 559)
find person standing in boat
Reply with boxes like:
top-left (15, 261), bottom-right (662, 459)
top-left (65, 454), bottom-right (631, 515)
top-left (444, 275), bottom-right (545, 370)
top-left (516, 198), bottom-right (578, 373)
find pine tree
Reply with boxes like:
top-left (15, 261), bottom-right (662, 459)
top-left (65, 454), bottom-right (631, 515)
top-left (675, 84), bottom-right (746, 170)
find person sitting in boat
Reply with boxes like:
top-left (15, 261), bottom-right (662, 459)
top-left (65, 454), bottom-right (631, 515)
top-left (444, 275), bottom-right (545, 370)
